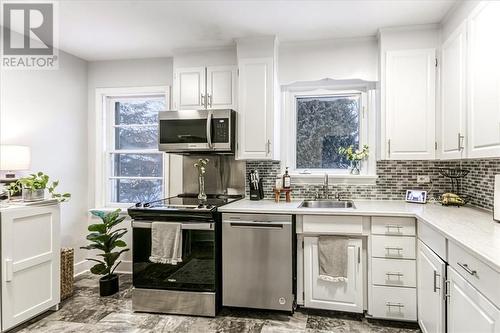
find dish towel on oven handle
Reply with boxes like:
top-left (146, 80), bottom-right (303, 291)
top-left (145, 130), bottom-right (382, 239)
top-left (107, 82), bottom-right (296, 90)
top-left (318, 235), bottom-right (348, 282)
top-left (149, 222), bottom-right (183, 265)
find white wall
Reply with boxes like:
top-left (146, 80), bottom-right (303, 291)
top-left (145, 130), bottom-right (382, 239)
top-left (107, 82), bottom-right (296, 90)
top-left (0, 51), bottom-right (89, 273)
top-left (279, 37), bottom-right (378, 84)
top-left (441, 1), bottom-right (480, 41)
top-left (173, 46), bottom-right (236, 69)
top-left (87, 57), bottom-right (174, 273)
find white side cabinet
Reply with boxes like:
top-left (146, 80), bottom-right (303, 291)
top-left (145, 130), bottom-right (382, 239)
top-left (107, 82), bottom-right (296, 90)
top-left (1, 204), bottom-right (60, 331)
top-left (417, 240), bottom-right (446, 333)
top-left (440, 24), bottom-right (467, 159)
top-left (466, 2), bottom-right (500, 158)
top-left (236, 57), bottom-right (279, 160)
top-left (303, 237), bottom-right (363, 313)
top-left (384, 48), bottom-right (436, 160)
top-left (173, 65), bottom-right (236, 110)
top-left (447, 267), bottom-right (500, 333)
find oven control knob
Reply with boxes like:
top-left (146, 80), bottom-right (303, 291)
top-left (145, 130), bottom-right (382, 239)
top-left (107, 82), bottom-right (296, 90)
top-left (197, 204), bottom-right (204, 209)
top-left (206, 204), bottom-right (213, 209)
top-left (143, 203), bottom-right (150, 208)
top-left (135, 202), bottom-right (143, 207)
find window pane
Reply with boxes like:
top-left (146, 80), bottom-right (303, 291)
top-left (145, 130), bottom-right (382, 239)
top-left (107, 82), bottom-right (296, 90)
top-left (115, 98), bottom-right (165, 125)
top-left (112, 153), bottom-right (162, 177)
top-left (110, 179), bottom-right (163, 203)
top-left (115, 126), bottom-right (158, 149)
top-left (296, 95), bottom-right (360, 169)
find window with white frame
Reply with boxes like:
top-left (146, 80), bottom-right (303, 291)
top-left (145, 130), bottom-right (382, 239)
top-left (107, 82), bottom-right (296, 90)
top-left (284, 88), bottom-right (373, 176)
top-left (103, 92), bottom-right (168, 206)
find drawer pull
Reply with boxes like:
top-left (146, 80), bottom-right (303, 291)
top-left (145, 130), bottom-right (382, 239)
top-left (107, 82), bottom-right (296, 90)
top-left (457, 262), bottom-right (477, 277)
top-left (385, 247), bottom-right (403, 256)
top-left (444, 280), bottom-right (451, 300)
top-left (433, 270), bottom-right (441, 292)
top-left (386, 302), bottom-right (405, 313)
top-left (385, 225), bottom-right (403, 233)
top-left (386, 272), bottom-right (404, 279)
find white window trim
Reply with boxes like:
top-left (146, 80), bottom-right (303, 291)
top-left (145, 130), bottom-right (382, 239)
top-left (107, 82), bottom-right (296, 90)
top-left (281, 87), bottom-right (378, 185)
top-left (94, 86), bottom-right (170, 209)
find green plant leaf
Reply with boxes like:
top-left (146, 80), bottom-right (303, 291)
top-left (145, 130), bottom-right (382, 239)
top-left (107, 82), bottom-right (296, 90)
top-left (88, 223), bottom-right (107, 233)
top-left (80, 243), bottom-right (106, 251)
top-left (114, 240), bottom-right (127, 247)
top-left (90, 263), bottom-right (107, 275)
top-left (90, 210), bottom-right (106, 219)
top-left (107, 216), bottom-right (126, 229)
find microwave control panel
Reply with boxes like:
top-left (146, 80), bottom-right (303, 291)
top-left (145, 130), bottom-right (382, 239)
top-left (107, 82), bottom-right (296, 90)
top-left (213, 118), bottom-right (229, 143)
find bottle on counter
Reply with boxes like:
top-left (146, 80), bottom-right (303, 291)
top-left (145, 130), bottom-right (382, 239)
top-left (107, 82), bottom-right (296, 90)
top-left (283, 167), bottom-right (291, 189)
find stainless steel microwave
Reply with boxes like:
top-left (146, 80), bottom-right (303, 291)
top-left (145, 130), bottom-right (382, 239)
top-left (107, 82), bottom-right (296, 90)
top-left (158, 109), bottom-right (236, 154)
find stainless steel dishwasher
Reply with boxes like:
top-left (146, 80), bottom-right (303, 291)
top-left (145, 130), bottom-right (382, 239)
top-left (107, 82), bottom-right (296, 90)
top-left (222, 213), bottom-right (294, 312)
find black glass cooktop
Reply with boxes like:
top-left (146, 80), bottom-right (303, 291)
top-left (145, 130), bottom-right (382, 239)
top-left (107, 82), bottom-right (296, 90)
top-left (144, 193), bottom-right (242, 209)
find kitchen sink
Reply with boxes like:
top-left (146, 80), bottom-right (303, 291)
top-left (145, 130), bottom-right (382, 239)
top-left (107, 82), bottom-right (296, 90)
top-left (299, 200), bottom-right (356, 209)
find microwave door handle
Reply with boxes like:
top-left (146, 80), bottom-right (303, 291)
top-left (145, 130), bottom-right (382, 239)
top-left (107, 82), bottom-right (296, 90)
top-left (206, 111), bottom-right (213, 149)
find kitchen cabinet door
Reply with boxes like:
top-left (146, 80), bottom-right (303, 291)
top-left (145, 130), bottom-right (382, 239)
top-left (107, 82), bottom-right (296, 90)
top-left (173, 67), bottom-right (206, 110)
top-left (440, 24), bottom-right (467, 160)
top-left (206, 65), bottom-right (236, 110)
top-left (417, 240), bottom-right (446, 333)
top-left (447, 266), bottom-right (500, 333)
top-left (237, 57), bottom-right (278, 160)
top-left (385, 49), bottom-right (436, 160)
top-left (303, 237), bottom-right (363, 313)
top-left (1, 205), bottom-right (60, 331)
top-left (467, 2), bottom-right (500, 158)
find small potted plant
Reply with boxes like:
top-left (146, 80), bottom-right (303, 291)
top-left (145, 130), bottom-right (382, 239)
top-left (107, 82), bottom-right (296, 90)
top-left (338, 145), bottom-right (369, 175)
top-left (6, 172), bottom-right (71, 202)
top-left (81, 209), bottom-right (129, 296)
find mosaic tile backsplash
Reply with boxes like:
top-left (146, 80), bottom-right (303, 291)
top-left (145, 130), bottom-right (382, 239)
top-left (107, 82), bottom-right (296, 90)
top-left (246, 158), bottom-right (500, 212)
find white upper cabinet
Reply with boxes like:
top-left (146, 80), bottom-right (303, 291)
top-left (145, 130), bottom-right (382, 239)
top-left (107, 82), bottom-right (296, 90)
top-left (467, 2), bottom-right (500, 158)
top-left (440, 24), bottom-right (467, 160)
top-left (206, 66), bottom-right (236, 110)
top-left (173, 66), bottom-right (206, 110)
top-left (385, 49), bottom-right (436, 160)
top-left (236, 36), bottom-right (280, 160)
top-left (173, 65), bottom-right (236, 110)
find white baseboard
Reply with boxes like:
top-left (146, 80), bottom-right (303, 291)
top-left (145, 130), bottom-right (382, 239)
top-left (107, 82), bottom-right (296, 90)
top-left (74, 260), bottom-right (89, 277)
top-left (74, 259), bottom-right (132, 276)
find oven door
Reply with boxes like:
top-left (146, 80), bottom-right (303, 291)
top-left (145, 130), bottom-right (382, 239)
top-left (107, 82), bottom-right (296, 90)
top-left (158, 110), bottom-right (233, 153)
top-left (132, 221), bottom-right (215, 292)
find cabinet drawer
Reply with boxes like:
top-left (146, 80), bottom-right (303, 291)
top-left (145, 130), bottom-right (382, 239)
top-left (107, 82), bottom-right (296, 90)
top-left (417, 221), bottom-right (446, 260)
top-left (303, 215), bottom-right (363, 234)
top-left (372, 258), bottom-right (416, 288)
top-left (371, 286), bottom-right (417, 321)
top-left (371, 235), bottom-right (416, 259)
top-left (449, 241), bottom-right (500, 306)
top-left (372, 217), bottom-right (415, 236)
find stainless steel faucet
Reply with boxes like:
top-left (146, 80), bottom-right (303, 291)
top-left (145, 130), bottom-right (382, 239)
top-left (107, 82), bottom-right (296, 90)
top-left (323, 173), bottom-right (329, 199)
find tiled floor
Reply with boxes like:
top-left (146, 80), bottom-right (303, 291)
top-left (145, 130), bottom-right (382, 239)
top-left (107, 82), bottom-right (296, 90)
top-left (13, 273), bottom-right (421, 333)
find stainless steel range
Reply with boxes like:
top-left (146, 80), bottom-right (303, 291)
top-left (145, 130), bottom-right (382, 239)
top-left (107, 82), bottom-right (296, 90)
top-left (128, 193), bottom-right (242, 317)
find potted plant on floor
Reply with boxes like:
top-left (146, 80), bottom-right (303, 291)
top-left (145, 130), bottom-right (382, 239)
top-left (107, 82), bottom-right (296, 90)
top-left (81, 209), bottom-right (129, 296)
top-left (6, 171), bottom-right (71, 202)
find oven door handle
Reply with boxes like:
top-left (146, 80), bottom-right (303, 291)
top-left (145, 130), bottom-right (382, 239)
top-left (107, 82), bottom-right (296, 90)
top-left (206, 110), bottom-right (213, 149)
top-left (132, 221), bottom-right (214, 231)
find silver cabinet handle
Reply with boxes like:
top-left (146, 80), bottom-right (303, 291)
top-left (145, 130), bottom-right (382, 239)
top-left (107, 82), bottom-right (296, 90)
top-left (458, 133), bottom-right (465, 151)
top-left (358, 247), bottom-right (361, 264)
top-left (201, 93), bottom-right (206, 108)
top-left (266, 139), bottom-right (271, 155)
top-left (229, 222), bottom-right (283, 229)
top-left (386, 302), bottom-right (404, 312)
top-left (385, 247), bottom-right (403, 256)
top-left (433, 270), bottom-right (441, 292)
top-left (457, 262), bottom-right (477, 276)
top-left (388, 139), bottom-right (391, 158)
top-left (386, 272), bottom-right (404, 278)
top-left (206, 110), bottom-right (213, 149)
top-left (208, 94), bottom-right (213, 108)
top-left (385, 225), bottom-right (403, 233)
top-left (444, 280), bottom-right (451, 300)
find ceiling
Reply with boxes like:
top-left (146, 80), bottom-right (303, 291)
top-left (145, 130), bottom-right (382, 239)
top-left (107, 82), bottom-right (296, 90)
top-left (59, 0), bottom-right (457, 61)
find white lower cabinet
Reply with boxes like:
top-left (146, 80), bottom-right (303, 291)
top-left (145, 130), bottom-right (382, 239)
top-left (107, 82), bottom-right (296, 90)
top-left (303, 237), bottom-right (363, 313)
top-left (417, 240), bottom-right (446, 333)
top-left (1, 205), bottom-right (61, 331)
top-left (447, 267), bottom-right (500, 333)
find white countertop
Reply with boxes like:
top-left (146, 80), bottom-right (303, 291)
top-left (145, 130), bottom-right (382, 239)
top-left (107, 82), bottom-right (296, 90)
top-left (219, 199), bottom-right (500, 272)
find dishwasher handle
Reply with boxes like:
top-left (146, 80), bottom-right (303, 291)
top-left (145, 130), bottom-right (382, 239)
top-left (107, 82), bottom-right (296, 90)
top-left (225, 220), bottom-right (287, 229)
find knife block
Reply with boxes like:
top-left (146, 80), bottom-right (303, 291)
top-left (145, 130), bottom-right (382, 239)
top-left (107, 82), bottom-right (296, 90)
top-left (249, 178), bottom-right (264, 201)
